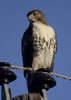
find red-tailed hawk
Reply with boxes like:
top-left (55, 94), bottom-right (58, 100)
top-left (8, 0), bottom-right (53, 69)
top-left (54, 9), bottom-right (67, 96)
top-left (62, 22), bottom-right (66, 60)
top-left (22, 10), bottom-right (57, 78)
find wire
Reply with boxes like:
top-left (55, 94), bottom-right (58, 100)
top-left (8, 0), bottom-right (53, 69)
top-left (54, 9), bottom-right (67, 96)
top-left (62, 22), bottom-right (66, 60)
top-left (0, 65), bottom-right (32, 70)
top-left (43, 72), bottom-right (71, 80)
top-left (0, 65), bottom-right (71, 80)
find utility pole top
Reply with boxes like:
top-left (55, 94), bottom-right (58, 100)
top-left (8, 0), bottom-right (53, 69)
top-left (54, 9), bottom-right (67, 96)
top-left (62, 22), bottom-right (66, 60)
top-left (0, 62), bottom-right (56, 100)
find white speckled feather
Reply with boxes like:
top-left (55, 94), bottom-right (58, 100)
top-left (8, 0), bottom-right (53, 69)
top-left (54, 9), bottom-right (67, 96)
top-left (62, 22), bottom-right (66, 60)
top-left (32, 22), bottom-right (57, 71)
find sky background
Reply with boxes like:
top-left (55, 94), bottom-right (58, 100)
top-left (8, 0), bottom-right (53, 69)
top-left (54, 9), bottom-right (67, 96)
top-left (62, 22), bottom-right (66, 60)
top-left (0, 0), bottom-right (71, 100)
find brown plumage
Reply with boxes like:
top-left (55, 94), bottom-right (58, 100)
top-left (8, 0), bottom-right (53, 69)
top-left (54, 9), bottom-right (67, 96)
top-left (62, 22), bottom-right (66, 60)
top-left (21, 10), bottom-right (57, 78)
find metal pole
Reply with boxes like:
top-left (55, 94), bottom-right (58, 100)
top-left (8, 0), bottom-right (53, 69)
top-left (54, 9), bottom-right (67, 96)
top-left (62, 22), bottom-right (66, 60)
top-left (1, 84), bottom-right (11, 100)
top-left (42, 89), bottom-right (48, 100)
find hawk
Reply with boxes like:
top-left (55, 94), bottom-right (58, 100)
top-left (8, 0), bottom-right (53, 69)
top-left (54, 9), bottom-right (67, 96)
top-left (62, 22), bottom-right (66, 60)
top-left (21, 10), bottom-right (57, 78)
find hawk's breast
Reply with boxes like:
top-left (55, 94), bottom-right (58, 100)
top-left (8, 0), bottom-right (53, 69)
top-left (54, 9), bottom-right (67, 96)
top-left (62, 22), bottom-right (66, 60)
top-left (31, 22), bottom-right (56, 70)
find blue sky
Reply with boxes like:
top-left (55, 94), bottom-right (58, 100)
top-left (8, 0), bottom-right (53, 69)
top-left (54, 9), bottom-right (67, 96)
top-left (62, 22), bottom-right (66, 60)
top-left (0, 0), bottom-right (71, 100)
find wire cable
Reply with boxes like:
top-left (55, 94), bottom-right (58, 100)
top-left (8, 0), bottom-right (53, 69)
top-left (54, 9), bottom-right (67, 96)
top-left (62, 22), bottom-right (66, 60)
top-left (0, 65), bottom-right (71, 80)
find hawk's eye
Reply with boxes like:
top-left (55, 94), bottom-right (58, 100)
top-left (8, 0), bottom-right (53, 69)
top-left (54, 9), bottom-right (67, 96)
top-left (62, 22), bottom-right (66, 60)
top-left (33, 12), bottom-right (36, 16)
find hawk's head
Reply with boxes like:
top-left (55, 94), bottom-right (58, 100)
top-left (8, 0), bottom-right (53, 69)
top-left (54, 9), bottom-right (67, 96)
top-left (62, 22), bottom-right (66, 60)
top-left (27, 10), bottom-right (46, 24)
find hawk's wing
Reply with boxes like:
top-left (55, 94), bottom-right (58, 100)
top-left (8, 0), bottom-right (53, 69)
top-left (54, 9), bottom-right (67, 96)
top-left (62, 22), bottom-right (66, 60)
top-left (21, 26), bottom-right (33, 67)
top-left (21, 26), bottom-right (34, 77)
